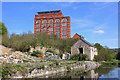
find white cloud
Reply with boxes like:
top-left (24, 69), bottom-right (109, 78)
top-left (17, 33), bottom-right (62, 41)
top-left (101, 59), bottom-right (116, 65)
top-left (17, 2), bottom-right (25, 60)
top-left (93, 30), bottom-right (104, 34)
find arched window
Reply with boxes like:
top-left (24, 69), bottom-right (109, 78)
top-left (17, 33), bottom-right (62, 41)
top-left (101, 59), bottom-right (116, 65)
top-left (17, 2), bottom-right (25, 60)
top-left (44, 16), bottom-right (46, 18)
top-left (50, 16), bottom-right (53, 18)
top-left (55, 19), bottom-right (60, 22)
top-left (37, 17), bottom-right (40, 19)
top-left (56, 15), bottom-right (59, 17)
top-left (49, 20), bottom-right (53, 23)
top-left (62, 19), bottom-right (67, 22)
top-left (36, 20), bottom-right (41, 24)
top-left (43, 20), bottom-right (47, 23)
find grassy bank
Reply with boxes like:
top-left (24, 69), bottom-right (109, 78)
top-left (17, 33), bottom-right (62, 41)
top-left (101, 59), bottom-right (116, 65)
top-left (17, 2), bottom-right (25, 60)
top-left (100, 59), bottom-right (120, 66)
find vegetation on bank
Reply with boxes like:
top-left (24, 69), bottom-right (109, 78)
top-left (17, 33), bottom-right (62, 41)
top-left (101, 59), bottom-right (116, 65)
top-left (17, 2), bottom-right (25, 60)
top-left (2, 32), bottom-right (78, 53)
top-left (94, 43), bottom-right (116, 62)
top-left (1, 60), bottom-right (86, 78)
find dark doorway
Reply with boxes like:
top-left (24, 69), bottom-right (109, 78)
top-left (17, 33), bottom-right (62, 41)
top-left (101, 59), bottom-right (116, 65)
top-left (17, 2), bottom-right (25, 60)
top-left (79, 48), bottom-right (83, 54)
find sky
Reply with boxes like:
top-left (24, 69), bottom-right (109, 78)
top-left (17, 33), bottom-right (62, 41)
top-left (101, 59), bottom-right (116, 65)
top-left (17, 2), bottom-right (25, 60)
top-left (2, 2), bottom-right (118, 48)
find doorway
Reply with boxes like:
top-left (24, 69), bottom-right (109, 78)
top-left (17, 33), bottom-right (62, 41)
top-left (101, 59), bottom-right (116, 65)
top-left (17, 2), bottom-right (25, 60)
top-left (79, 48), bottom-right (83, 54)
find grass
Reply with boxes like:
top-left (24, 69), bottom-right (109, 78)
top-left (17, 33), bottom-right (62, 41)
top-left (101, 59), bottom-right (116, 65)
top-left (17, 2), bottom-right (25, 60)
top-left (101, 59), bottom-right (120, 66)
top-left (23, 59), bottom-right (29, 63)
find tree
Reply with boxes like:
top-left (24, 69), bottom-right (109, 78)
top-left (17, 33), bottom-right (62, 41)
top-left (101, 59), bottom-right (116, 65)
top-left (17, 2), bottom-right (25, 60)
top-left (94, 43), bottom-right (115, 61)
top-left (0, 22), bottom-right (8, 35)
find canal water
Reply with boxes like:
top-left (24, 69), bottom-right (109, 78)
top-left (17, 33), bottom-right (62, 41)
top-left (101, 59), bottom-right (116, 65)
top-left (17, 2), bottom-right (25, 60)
top-left (38, 64), bottom-right (120, 79)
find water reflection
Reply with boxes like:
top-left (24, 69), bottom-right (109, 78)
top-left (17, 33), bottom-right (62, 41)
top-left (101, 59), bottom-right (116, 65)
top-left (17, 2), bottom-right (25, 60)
top-left (38, 64), bottom-right (120, 79)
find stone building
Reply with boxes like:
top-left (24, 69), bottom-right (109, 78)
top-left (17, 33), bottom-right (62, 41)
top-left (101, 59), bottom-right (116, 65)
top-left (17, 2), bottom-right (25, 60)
top-left (71, 33), bottom-right (98, 60)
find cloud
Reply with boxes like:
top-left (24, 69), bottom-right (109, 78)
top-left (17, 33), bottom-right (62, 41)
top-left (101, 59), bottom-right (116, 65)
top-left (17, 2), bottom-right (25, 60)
top-left (93, 30), bottom-right (104, 34)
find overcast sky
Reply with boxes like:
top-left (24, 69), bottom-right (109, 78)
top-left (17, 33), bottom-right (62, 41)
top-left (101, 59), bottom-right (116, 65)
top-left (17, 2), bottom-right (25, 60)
top-left (2, 2), bottom-right (118, 48)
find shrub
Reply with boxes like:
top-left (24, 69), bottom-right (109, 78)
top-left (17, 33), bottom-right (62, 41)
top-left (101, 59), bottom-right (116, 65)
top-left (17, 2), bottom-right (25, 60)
top-left (46, 49), bottom-right (56, 54)
top-left (70, 54), bottom-right (88, 61)
top-left (31, 50), bottom-right (43, 57)
top-left (70, 54), bottom-right (80, 60)
top-left (66, 66), bottom-right (71, 71)
top-left (55, 61), bottom-right (59, 66)
top-left (94, 43), bottom-right (116, 62)
top-left (41, 65), bottom-right (45, 70)
top-left (25, 52), bottom-right (30, 55)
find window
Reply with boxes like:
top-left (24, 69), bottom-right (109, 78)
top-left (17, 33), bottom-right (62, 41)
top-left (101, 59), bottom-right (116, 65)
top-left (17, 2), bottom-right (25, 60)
top-left (55, 23), bottom-right (60, 27)
top-left (43, 29), bottom-right (47, 32)
top-left (56, 28), bottom-right (60, 31)
top-left (49, 33), bottom-right (53, 35)
top-left (49, 20), bottom-right (53, 23)
top-left (43, 20), bottom-right (47, 23)
top-left (36, 20), bottom-right (41, 24)
top-left (36, 29), bottom-right (41, 32)
top-left (56, 15), bottom-right (59, 17)
top-left (49, 24), bottom-right (53, 27)
top-left (38, 17), bottom-right (40, 19)
top-left (43, 24), bottom-right (47, 27)
top-left (62, 19), bottom-right (67, 22)
top-left (50, 16), bottom-right (53, 18)
top-left (62, 23), bottom-right (67, 26)
top-left (44, 16), bottom-right (46, 18)
top-left (49, 28), bottom-right (53, 31)
top-left (36, 25), bottom-right (41, 28)
top-left (56, 32), bottom-right (60, 36)
top-left (62, 37), bottom-right (67, 39)
top-left (55, 19), bottom-right (60, 22)
top-left (62, 32), bottom-right (67, 35)
top-left (62, 28), bottom-right (67, 31)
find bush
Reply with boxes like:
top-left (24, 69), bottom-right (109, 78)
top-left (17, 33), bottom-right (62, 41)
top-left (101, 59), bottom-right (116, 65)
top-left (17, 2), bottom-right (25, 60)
top-left (66, 66), bottom-right (71, 71)
top-left (41, 65), bottom-right (45, 70)
top-left (94, 43), bottom-right (116, 62)
top-left (46, 49), bottom-right (56, 54)
top-left (70, 54), bottom-right (88, 61)
top-left (25, 52), bottom-right (30, 55)
top-left (55, 60), bottom-right (59, 66)
top-left (31, 50), bottom-right (43, 57)
top-left (70, 54), bottom-right (80, 60)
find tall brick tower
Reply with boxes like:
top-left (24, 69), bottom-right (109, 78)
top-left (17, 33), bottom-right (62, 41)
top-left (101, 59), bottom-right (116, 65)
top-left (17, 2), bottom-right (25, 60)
top-left (34, 10), bottom-right (71, 39)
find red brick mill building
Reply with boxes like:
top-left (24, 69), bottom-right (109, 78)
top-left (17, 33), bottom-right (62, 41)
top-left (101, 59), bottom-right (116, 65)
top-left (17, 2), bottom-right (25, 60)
top-left (34, 10), bottom-right (71, 39)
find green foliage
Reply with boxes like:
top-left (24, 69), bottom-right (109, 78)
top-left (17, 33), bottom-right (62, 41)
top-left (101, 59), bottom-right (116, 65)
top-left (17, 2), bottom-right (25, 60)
top-left (70, 54), bottom-right (88, 61)
top-left (2, 32), bottom-right (78, 53)
top-left (0, 22), bottom-right (8, 35)
top-left (31, 50), bottom-right (43, 57)
top-left (66, 66), bottom-right (71, 71)
top-left (41, 65), bottom-right (45, 70)
top-left (70, 54), bottom-right (80, 60)
top-left (54, 60), bottom-right (59, 66)
top-left (23, 59), bottom-right (29, 63)
top-left (57, 53), bottom-right (63, 59)
top-left (46, 49), bottom-right (56, 54)
top-left (25, 52), bottom-right (31, 55)
top-left (94, 43), bottom-right (116, 62)
top-left (2, 63), bottom-right (27, 78)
